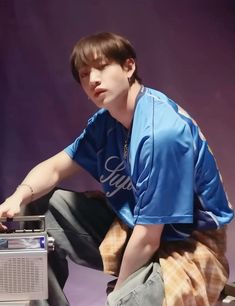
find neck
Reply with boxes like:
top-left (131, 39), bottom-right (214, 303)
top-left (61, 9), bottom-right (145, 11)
top-left (109, 81), bottom-right (142, 129)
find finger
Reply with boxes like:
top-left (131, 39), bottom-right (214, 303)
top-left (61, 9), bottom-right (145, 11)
top-left (0, 223), bottom-right (8, 231)
top-left (0, 209), bottom-right (15, 219)
top-left (0, 206), bottom-right (4, 217)
top-left (0, 203), bottom-right (9, 217)
top-left (0, 208), bottom-right (8, 218)
top-left (5, 209), bottom-right (18, 219)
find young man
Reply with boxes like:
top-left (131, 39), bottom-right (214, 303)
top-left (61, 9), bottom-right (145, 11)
top-left (0, 32), bottom-right (234, 306)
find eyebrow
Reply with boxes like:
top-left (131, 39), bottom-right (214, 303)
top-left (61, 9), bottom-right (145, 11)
top-left (79, 57), bottom-right (110, 70)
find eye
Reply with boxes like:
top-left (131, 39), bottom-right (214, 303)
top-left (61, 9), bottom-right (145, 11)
top-left (80, 72), bottom-right (88, 78)
top-left (97, 62), bottom-right (109, 70)
top-left (79, 69), bottom-right (90, 79)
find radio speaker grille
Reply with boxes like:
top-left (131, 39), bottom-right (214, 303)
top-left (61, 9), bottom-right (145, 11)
top-left (0, 257), bottom-right (43, 293)
top-left (0, 252), bottom-right (48, 301)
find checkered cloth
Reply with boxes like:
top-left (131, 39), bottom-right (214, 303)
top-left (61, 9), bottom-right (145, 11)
top-left (99, 219), bottom-right (229, 306)
top-left (99, 218), bottom-right (130, 275)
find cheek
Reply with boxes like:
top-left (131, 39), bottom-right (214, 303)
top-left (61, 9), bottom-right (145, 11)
top-left (109, 72), bottom-right (129, 89)
top-left (117, 77), bottom-right (129, 93)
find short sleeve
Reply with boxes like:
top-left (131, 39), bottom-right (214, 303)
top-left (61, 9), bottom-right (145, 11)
top-left (131, 120), bottom-right (195, 225)
top-left (64, 126), bottom-right (99, 179)
top-left (64, 112), bottom-right (107, 180)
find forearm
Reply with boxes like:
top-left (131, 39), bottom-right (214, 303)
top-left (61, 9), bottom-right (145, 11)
top-left (0, 151), bottom-right (80, 220)
top-left (3, 151), bottom-right (80, 208)
top-left (116, 238), bottom-right (158, 287)
top-left (115, 224), bottom-right (164, 289)
top-left (12, 161), bottom-right (61, 206)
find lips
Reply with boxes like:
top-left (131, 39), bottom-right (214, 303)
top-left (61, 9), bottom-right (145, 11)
top-left (94, 88), bottom-right (107, 97)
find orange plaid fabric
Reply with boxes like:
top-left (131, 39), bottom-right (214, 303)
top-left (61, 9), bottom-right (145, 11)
top-left (99, 219), bottom-right (229, 305)
top-left (99, 218), bottom-right (130, 276)
top-left (158, 228), bottom-right (229, 306)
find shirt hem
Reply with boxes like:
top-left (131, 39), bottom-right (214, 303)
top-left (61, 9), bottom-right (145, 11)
top-left (134, 215), bottom-right (193, 224)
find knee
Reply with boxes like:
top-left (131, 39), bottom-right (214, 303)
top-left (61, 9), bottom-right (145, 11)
top-left (48, 189), bottom-right (84, 212)
top-left (48, 189), bottom-right (69, 210)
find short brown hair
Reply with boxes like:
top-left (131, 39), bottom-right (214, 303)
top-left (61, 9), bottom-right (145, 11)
top-left (70, 32), bottom-right (141, 84)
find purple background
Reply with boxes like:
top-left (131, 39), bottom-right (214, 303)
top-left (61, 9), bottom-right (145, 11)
top-left (0, 0), bottom-right (234, 295)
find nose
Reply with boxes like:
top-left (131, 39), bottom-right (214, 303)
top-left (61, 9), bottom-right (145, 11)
top-left (89, 68), bottom-right (101, 87)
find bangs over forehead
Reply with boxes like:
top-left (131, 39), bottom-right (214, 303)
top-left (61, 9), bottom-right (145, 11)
top-left (70, 32), bottom-right (138, 83)
top-left (73, 41), bottom-right (107, 69)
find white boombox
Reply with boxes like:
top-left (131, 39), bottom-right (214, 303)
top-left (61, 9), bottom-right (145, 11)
top-left (0, 216), bottom-right (54, 304)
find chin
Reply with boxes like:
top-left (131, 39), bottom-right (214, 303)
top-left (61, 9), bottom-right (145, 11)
top-left (99, 98), bottom-right (112, 107)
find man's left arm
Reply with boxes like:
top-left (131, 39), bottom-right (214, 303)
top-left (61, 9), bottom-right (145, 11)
top-left (115, 223), bottom-right (164, 290)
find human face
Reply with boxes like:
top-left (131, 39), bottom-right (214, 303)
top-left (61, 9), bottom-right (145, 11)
top-left (78, 57), bottom-right (135, 109)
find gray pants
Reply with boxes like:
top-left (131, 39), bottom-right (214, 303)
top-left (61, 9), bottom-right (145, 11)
top-left (24, 188), bottom-right (164, 306)
top-left (106, 262), bottom-right (164, 306)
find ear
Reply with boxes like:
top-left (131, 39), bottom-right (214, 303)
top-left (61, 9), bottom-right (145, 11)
top-left (123, 58), bottom-right (136, 78)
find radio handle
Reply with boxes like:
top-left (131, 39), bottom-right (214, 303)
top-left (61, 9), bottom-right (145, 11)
top-left (0, 215), bottom-right (45, 231)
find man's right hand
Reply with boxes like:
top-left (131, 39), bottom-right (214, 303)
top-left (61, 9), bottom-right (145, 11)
top-left (0, 196), bottom-right (21, 230)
